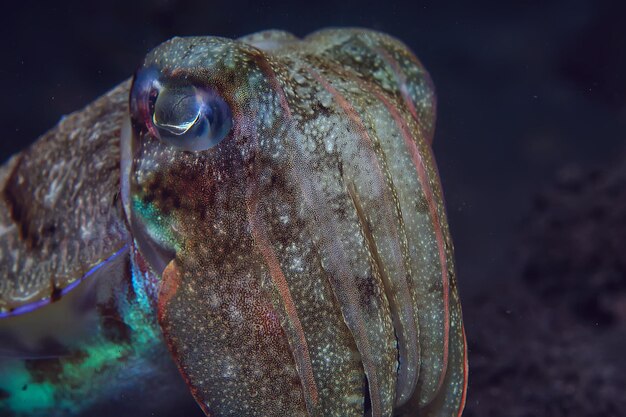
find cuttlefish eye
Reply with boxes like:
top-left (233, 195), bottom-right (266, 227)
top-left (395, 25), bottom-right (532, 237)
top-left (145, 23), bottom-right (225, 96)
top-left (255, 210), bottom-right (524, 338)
top-left (152, 86), bottom-right (232, 151)
top-left (131, 67), bottom-right (233, 151)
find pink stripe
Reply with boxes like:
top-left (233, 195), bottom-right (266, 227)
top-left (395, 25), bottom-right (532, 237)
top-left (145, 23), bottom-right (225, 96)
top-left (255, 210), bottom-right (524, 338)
top-left (306, 67), bottom-right (386, 417)
top-left (374, 90), bottom-right (450, 393)
top-left (243, 95), bottom-right (319, 409)
top-left (373, 49), bottom-right (420, 125)
top-left (373, 47), bottom-right (434, 145)
top-left (309, 67), bottom-right (422, 406)
top-left (457, 326), bottom-right (469, 417)
top-left (245, 193), bottom-right (319, 406)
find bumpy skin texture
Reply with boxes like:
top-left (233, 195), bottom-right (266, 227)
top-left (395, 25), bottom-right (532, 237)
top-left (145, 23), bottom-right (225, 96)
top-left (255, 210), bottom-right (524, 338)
top-left (0, 29), bottom-right (467, 417)
top-left (0, 82), bottom-right (130, 314)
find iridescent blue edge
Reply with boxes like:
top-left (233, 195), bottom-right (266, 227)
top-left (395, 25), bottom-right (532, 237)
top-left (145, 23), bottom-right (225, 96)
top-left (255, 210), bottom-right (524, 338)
top-left (0, 244), bottom-right (130, 319)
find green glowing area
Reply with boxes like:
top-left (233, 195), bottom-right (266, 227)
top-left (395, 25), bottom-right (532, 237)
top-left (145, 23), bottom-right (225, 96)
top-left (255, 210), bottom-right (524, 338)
top-left (0, 270), bottom-right (164, 417)
top-left (132, 195), bottom-right (180, 252)
top-left (0, 363), bottom-right (55, 413)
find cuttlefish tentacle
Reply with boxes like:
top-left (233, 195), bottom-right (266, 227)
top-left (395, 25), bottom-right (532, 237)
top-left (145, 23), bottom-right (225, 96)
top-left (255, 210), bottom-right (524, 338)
top-left (373, 88), bottom-right (451, 407)
top-left (305, 65), bottom-right (419, 412)
top-left (245, 106), bottom-right (320, 414)
top-left (249, 52), bottom-right (370, 417)
top-left (418, 288), bottom-right (468, 417)
top-left (295, 28), bottom-right (453, 409)
top-left (259, 54), bottom-right (400, 416)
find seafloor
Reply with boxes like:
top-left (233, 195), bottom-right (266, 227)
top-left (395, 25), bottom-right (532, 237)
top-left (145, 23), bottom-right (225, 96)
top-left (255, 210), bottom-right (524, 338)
top-left (465, 158), bottom-right (626, 416)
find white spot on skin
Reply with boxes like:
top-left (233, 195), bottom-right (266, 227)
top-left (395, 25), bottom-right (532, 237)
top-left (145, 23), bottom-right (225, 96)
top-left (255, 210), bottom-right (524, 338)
top-left (80, 223), bottom-right (94, 240)
top-left (208, 292), bottom-right (221, 309)
top-left (0, 223), bottom-right (15, 238)
top-left (324, 133), bottom-right (334, 153)
top-left (43, 178), bottom-right (62, 207)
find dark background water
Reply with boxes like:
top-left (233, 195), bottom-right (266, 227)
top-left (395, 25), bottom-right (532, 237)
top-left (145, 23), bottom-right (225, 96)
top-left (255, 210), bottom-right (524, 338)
top-left (2, 0), bottom-right (626, 415)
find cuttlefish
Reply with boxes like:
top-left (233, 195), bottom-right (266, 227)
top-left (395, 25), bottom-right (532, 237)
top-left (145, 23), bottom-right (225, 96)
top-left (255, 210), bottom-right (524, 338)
top-left (0, 29), bottom-right (467, 417)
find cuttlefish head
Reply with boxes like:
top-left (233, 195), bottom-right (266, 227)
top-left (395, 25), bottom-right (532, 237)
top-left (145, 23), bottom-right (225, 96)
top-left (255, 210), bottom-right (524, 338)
top-left (122, 30), bottom-right (466, 417)
top-left (123, 35), bottom-right (325, 416)
top-left (124, 36), bottom-right (281, 276)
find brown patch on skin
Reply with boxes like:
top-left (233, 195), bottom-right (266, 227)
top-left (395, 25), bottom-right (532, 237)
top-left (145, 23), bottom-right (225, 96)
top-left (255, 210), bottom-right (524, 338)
top-left (50, 280), bottom-right (62, 302)
top-left (98, 299), bottom-right (132, 344)
top-left (347, 182), bottom-right (387, 310)
top-left (137, 146), bottom-right (230, 224)
top-left (3, 154), bottom-right (63, 251)
top-left (354, 274), bottom-right (379, 308)
top-left (142, 171), bottom-right (185, 215)
top-left (311, 100), bottom-right (333, 117)
top-left (67, 349), bottom-right (89, 365)
top-left (2, 154), bottom-right (38, 249)
top-left (24, 358), bottom-right (63, 384)
top-left (132, 128), bottom-right (250, 271)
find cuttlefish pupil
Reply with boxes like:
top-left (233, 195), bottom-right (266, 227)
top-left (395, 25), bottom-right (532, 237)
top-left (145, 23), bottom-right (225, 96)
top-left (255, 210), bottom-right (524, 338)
top-left (153, 86), bottom-right (203, 136)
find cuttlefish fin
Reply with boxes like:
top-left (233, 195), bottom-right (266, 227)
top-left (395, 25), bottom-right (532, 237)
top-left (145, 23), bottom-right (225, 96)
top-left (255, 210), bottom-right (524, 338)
top-left (0, 80), bottom-right (132, 317)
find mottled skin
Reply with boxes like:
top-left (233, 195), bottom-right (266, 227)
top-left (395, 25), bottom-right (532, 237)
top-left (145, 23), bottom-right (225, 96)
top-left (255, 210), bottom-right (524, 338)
top-left (0, 84), bottom-right (200, 417)
top-left (0, 29), bottom-right (467, 416)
